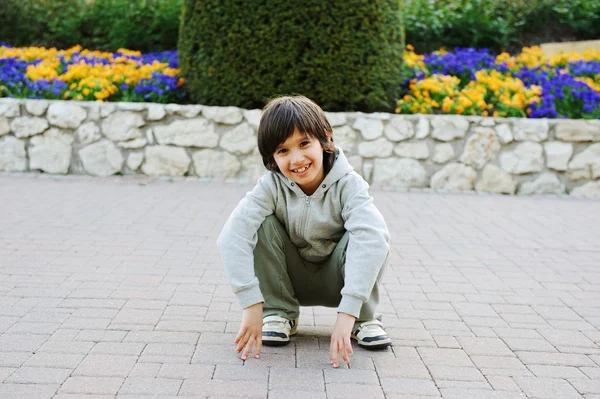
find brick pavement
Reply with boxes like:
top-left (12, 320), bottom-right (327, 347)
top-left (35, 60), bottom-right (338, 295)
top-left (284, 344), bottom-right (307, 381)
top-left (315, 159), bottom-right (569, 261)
top-left (0, 173), bottom-right (599, 399)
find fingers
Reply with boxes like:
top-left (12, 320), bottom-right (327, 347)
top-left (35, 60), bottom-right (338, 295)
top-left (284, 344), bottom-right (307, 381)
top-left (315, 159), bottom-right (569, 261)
top-left (254, 335), bottom-right (262, 359)
top-left (240, 336), bottom-right (255, 360)
top-left (342, 336), bottom-right (353, 364)
top-left (340, 337), bottom-right (349, 365)
top-left (234, 326), bottom-right (247, 345)
top-left (345, 336), bottom-right (354, 355)
top-left (330, 336), bottom-right (354, 368)
top-left (235, 331), bottom-right (251, 353)
top-left (330, 338), bottom-right (339, 368)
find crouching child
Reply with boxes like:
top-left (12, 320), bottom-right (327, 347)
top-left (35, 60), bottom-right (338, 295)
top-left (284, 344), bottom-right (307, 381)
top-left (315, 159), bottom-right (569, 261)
top-left (217, 95), bottom-right (391, 368)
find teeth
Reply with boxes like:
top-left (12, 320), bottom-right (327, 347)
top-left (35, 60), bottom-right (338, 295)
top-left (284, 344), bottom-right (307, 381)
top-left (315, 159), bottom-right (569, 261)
top-left (293, 165), bottom-right (309, 173)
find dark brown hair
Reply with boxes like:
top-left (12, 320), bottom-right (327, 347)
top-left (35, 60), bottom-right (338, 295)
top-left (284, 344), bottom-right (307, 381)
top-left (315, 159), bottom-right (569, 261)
top-left (257, 95), bottom-right (336, 173)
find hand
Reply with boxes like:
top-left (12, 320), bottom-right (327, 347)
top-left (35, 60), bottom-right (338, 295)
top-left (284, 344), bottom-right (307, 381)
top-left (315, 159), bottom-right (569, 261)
top-left (234, 302), bottom-right (263, 360)
top-left (330, 312), bottom-right (355, 368)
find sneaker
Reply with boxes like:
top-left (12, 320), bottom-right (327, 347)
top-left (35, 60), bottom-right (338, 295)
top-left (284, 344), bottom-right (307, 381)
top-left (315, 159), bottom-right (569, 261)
top-left (351, 320), bottom-right (392, 349)
top-left (262, 315), bottom-right (298, 346)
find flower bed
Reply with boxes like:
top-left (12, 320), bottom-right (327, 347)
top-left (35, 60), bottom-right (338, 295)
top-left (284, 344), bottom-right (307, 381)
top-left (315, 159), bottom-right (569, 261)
top-left (400, 46), bottom-right (600, 119)
top-left (0, 45), bottom-right (184, 104)
top-left (1, 43), bottom-right (599, 119)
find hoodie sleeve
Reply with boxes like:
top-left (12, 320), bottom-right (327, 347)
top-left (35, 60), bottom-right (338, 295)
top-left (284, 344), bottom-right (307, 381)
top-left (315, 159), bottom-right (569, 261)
top-left (216, 174), bottom-right (277, 309)
top-left (338, 175), bottom-right (390, 318)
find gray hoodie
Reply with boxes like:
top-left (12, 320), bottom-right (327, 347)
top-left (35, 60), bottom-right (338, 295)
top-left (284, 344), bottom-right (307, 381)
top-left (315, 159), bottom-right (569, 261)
top-left (217, 148), bottom-right (390, 318)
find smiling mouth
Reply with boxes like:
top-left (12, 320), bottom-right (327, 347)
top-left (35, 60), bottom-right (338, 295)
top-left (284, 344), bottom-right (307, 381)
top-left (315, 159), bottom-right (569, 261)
top-left (292, 164), bottom-right (311, 173)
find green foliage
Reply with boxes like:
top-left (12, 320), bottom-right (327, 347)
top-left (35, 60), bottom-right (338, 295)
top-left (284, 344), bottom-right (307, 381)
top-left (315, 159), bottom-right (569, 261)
top-left (405, 0), bottom-right (600, 53)
top-left (0, 0), bottom-right (183, 52)
top-left (178, 0), bottom-right (404, 112)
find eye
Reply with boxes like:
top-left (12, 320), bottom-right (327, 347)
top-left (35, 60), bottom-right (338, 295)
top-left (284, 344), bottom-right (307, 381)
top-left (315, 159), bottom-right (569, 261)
top-left (277, 148), bottom-right (287, 155)
top-left (300, 141), bottom-right (310, 147)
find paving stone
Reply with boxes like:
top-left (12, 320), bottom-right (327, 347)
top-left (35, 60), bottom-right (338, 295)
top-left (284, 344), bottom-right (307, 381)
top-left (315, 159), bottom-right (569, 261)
top-left (37, 340), bottom-right (94, 354)
top-left (59, 376), bottom-right (124, 395)
top-left (113, 309), bottom-right (163, 325)
top-left (23, 353), bottom-right (84, 369)
top-left (296, 349), bottom-right (337, 369)
top-left (493, 328), bottom-right (543, 339)
top-left (269, 367), bottom-right (325, 391)
top-left (74, 330), bottom-right (127, 342)
top-left (380, 378), bottom-right (440, 396)
top-left (90, 342), bottom-right (146, 356)
top-left (0, 333), bottom-right (50, 352)
top-left (528, 365), bottom-right (588, 379)
top-left (503, 337), bottom-right (557, 352)
top-left (435, 380), bottom-right (492, 389)
top-left (242, 352), bottom-right (296, 368)
top-left (457, 337), bottom-right (514, 356)
top-left (5, 366), bottom-right (71, 384)
top-left (129, 363), bottom-right (161, 378)
top-left (268, 391), bottom-right (326, 399)
top-left (327, 383), bottom-right (385, 398)
top-left (374, 357), bottom-right (431, 379)
top-left (191, 344), bottom-right (244, 365)
top-left (0, 367), bottom-right (16, 382)
top-left (418, 348), bottom-right (475, 367)
top-left (71, 308), bottom-right (119, 319)
top-left (517, 351), bottom-right (597, 367)
top-left (453, 303), bottom-right (499, 317)
top-left (54, 395), bottom-right (115, 399)
top-left (462, 317), bottom-right (509, 328)
top-left (480, 367), bottom-right (535, 377)
top-left (581, 367), bottom-right (600, 379)
top-left (487, 375), bottom-right (523, 392)
top-left (118, 377), bottom-right (182, 395)
top-left (428, 365), bottom-right (486, 381)
top-left (62, 317), bottom-right (111, 329)
top-left (142, 343), bottom-right (195, 357)
top-left (324, 368), bottom-right (380, 385)
top-left (6, 322), bottom-right (60, 334)
top-left (568, 378), bottom-right (600, 395)
top-left (433, 335), bottom-right (462, 348)
top-left (213, 364), bottom-right (268, 381)
top-left (179, 379), bottom-right (267, 397)
top-left (538, 329), bottom-right (598, 347)
top-left (73, 354), bottom-right (137, 377)
top-left (470, 355), bottom-right (527, 369)
top-left (0, 383), bottom-right (59, 399)
top-left (0, 352), bottom-right (33, 367)
top-left (440, 387), bottom-right (527, 398)
top-left (514, 376), bottom-right (584, 398)
top-left (59, 299), bottom-right (125, 309)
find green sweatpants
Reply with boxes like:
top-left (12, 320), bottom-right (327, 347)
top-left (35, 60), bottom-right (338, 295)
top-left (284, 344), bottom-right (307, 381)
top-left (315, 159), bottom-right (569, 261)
top-left (253, 215), bottom-right (385, 322)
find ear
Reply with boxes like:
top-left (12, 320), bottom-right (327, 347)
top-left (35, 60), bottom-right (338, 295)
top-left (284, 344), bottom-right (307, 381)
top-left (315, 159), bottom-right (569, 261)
top-left (325, 130), bottom-right (332, 142)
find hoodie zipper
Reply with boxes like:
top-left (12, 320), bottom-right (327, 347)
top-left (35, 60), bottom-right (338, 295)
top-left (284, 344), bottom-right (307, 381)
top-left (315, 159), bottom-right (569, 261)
top-left (301, 196), bottom-right (311, 238)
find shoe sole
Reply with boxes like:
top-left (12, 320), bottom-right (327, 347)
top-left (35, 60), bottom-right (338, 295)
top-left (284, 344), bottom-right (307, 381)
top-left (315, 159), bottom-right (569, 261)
top-left (351, 334), bottom-right (392, 350)
top-left (262, 326), bottom-right (298, 346)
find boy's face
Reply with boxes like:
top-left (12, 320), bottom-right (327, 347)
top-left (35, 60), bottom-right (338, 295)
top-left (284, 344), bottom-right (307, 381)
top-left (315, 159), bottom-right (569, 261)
top-left (273, 128), bottom-right (329, 196)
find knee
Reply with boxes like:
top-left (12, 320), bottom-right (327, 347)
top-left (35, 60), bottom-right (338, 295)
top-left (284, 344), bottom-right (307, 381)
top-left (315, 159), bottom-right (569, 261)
top-left (258, 215), bottom-right (279, 234)
top-left (257, 215), bottom-right (285, 245)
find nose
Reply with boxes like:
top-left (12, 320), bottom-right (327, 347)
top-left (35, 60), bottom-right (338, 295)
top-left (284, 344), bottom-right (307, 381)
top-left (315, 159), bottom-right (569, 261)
top-left (290, 149), bottom-right (305, 165)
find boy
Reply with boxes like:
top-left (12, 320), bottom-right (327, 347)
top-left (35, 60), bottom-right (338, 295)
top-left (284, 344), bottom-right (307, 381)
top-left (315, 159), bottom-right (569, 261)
top-left (217, 95), bottom-right (391, 368)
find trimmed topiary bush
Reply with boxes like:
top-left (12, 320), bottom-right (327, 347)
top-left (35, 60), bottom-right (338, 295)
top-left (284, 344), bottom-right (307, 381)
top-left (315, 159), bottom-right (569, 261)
top-left (178, 0), bottom-right (404, 112)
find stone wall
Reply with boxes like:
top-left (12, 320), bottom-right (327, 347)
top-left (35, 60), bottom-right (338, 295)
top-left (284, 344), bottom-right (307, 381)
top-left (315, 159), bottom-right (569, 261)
top-left (1, 98), bottom-right (599, 198)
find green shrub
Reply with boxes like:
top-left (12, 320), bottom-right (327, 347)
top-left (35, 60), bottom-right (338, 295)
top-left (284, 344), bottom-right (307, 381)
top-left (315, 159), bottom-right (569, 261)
top-left (0, 0), bottom-right (183, 52)
top-left (404, 0), bottom-right (600, 53)
top-left (178, 0), bottom-right (404, 112)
